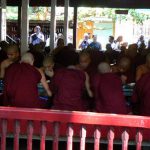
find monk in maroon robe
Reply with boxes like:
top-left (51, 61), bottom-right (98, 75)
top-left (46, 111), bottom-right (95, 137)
top-left (132, 72), bottom-right (150, 116)
top-left (51, 51), bottom-right (93, 111)
top-left (92, 62), bottom-right (127, 114)
top-left (3, 53), bottom-right (52, 108)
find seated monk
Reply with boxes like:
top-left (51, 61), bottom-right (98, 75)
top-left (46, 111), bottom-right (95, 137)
top-left (92, 62), bottom-right (127, 114)
top-left (43, 56), bottom-right (55, 81)
top-left (136, 53), bottom-right (150, 81)
top-left (3, 52), bottom-right (52, 108)
top-left (112, 57), bottom-right (135, 84)
top-left (132, 72), bottom-right (150, 116)
top-left (51, 50), bottom-right (93, 111)
top-left (0, 44), bottom-right (20, 78)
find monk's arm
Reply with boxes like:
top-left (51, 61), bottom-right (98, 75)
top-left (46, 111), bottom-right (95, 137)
top-left (38, 68), bottom-right (52, 97)
top-left (0, 61), bottom-right (6, 79)
top-left (85, 72), bottom-right (93, 98)
top-left (136, 67), bottom-right (143, 82)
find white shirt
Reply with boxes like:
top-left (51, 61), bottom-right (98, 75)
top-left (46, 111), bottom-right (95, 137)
top-left (30, 32), bottom-right (44, 45)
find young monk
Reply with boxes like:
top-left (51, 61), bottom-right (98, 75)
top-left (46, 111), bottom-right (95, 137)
top-left (43, 56), bottom-right (55, 80)
top-left (51, 50), bottom-right (93, 111)
top-left (132, 72), bottom-right (150, 116)
top-left (112, 57), bottom-right (135, 84)
top-left (3, 52), bottom-right (52, 108)
top-left (92, 62), bottom-right (127, 114)
top-left (136, 53), bottom-right (150, 81)
top-left (0, 44), bottom-right (20, 78)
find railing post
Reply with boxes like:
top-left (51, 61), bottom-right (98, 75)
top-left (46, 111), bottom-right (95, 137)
top-left (94, 127), bottom-right (101, 150)
top-left (53, 122), bottom-right (60, 150)
top-left (80, 125), bottom-right (86, 150)
top-left (67, 123), bottom-right (74, 150)
top-left (136, 131), bottom-right (143, 150)
top-left (1, 119), bottom-right (7, 150)
top-left (14, 120), bottom-right (20, 150)
top-left (122, 131), bottom-right (129, 150)
top-left (27, 121), bottom-right (34, 150)
top-left (40, 121), bottom-right (47, 150)
top-left (107, 129), bottom-right (114, 150)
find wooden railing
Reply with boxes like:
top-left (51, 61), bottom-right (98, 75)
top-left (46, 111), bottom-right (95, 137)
top-left (0, 107), bottom-right (150, 150)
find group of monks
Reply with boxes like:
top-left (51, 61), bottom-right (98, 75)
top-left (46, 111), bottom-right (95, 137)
top-left (0, 40), bottom-right (150, 116)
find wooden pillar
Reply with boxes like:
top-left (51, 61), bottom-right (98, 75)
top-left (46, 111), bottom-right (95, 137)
top-left (50, 0), bottom-right (57, 50)
top-left (73, 6), bottom-right (77, 49)
top-left (21, 0), bottom-right (29, 55)
top-left (0, 0), bottom-right (7, 41)
top-left (64, 0), bottom-right (69, 45)
top-left (17, 4), bottom-right (22, 41)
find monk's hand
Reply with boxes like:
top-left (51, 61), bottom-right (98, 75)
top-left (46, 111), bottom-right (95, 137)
top-left (121, 75), bottom-right (127, 84)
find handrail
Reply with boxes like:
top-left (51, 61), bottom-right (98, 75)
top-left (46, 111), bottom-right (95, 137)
top-left (0, 106), bottom-right (150, 129)
top-left (6, 35), bottom-right (17, 44)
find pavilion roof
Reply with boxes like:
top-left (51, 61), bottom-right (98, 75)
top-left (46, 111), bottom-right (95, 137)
top-left (6, 0), bottom-right (150, 8)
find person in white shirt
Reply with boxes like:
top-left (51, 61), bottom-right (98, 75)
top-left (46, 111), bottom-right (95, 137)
top-left (30, 26), bottom-right (44, 45)
top-left (108, 36), bottom-right (116, 50)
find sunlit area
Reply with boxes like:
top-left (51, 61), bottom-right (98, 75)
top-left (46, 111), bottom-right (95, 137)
top-left (6, 7), bottom-right (150, 50)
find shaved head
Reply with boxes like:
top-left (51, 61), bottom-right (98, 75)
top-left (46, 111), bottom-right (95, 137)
top-left (98, 62), bottom-right (111, 74)
top-left (21, 52), bottom-right (34, 65)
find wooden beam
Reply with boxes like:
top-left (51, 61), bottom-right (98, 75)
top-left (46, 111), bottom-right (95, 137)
top-left (64, 0), bottom-right (69, 45)
top-left (21, 0), bottom-right (29, 54)
top-left (0, 0), bottom-right (7, 41)
top-left (50, 0), bottom-right (57, 50)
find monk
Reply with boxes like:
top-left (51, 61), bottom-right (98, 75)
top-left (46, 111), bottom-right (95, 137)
top-left (92, 62), bottom-right (127, 114)
top-left (0, 44), bottom-right (20, 78)
top-left (51, 50), bottom-right (93, 111)
top-left (3, 52), bottom-right (52, 108)
top-left (43, 56), bottom-right (55, 80)
top-left (136, 53), bottom-right (150, 81)
top-left (132, 72), bottom-right (150, 116)
top-left (112, 57), bottom-right (135, 84)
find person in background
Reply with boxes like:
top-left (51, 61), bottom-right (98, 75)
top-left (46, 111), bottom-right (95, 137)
top-left (79, 33), bottom-right (90, 50)
top-left (89, 35), bottom-right (102, 51)
top-left (0, 44), bottom-right (20, 78)
top-left (30, 26), bottom-right (44, 45)
top-left (114, 36), bottom-right (123, 52)
top-left (108, 36), bottom-right (116, 50)
top-left (3, 52), bottom-right (52, 108)
top-left (0, 41), bottom-right (9, 64)
top-left (92, 62), bottom-right (127, 114)
top-left (137, 35), bottom-right (146, 49)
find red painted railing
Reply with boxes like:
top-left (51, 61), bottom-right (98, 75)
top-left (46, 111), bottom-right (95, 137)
top-left (0, 107), bottom-right (150, 150)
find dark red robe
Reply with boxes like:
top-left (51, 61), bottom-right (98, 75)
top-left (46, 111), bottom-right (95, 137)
top-left (132, 72), bottom-right (150, 116)
top-left (3, 62), bottom-right (46, 108)
top-left (92, 73), bottom-right (127, 114)
top-left (51, 68), bottom-right (87, 111)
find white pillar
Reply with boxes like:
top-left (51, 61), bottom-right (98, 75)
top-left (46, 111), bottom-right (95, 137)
top-left (0, 0), bottom-right (6, 41)
top-left (50, 0), bottom-right (57, 50)
top-left (21, 0), bottom-right (29, 55)
top-left (64, 0), bottom-right (69, 45)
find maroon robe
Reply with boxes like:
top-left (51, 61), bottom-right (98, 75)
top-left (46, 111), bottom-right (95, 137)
top-left (51, 68), bottom-right (86, 111)
top-left (3, 63), bottom-right (46, 108)
top-left (132, 72), bottom-right (150, 116)
top-left (92, 73), bottom-right (127, 114)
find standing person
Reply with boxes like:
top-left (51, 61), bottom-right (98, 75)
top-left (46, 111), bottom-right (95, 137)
top-left (89, 35), bottom-right (102, 51)
top-left (114, 36), bottom-right (123, 52)
top-left (30, 26), bottom-right (44, 45)
top-left (137, 35), bottom-right (146, 49)
top-left (79, 33), bottom-right (90, 50)
top-left (108, 36), bottom-right (116, 50)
